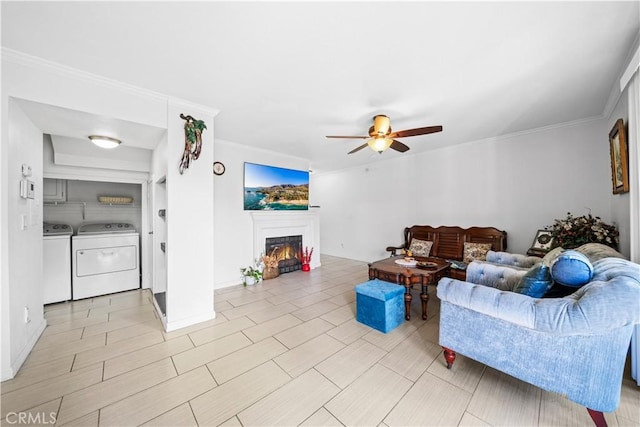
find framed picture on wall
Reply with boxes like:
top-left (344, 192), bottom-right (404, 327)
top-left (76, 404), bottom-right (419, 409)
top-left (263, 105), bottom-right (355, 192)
top-left (609, 118), bottom-right (629, 194)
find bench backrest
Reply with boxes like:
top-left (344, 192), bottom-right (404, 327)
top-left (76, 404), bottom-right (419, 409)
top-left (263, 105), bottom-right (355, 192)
top-left (403, 225), bottom-right (507, 261)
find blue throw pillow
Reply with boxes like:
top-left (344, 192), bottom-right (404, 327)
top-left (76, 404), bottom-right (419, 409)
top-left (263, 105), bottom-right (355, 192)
top-left (550, 250), bottom-right (594, 287)
top-left (513, 264), bottom-right (553, 297)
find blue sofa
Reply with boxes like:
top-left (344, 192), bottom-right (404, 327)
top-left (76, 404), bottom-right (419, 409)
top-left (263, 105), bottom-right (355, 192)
top-left (437, 250), bottom-right (640, 426)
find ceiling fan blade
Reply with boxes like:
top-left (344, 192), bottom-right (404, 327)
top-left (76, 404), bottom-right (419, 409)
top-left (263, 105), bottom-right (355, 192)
top-left (326, 135), bottom-right (369, 139)
top-left (390, 140), bottom-right (410, 153)
top-left (390, 125), bottom-right (443, 138)
top-left (348, 142), bottom-right (369, 154)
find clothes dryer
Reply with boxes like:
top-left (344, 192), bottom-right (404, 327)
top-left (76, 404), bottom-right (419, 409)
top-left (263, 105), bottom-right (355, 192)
top-left (72, 223), bottom-right (140, 300)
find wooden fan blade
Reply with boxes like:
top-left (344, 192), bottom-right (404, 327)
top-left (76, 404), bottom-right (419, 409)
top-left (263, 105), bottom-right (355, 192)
top-left (326, 135), bottom-right (369, 139)
top-left (348, 142), bottom-right (369, 154)
top-left (390, 140), bottom-right (410, 153)
top-left (390, 125), bottom-right (443, 138)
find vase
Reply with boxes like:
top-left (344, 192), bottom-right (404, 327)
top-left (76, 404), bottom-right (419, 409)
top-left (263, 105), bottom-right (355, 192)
top-left (263, 266), bottom-right (280, 280)
top-left (244, 276), bottom-right (256, 286)
top-left (302, 263), bottom-right (310, 272)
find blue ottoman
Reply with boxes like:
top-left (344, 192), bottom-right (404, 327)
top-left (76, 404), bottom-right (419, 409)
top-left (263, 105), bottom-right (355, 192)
top-left (355, 279), bottom-right (405, 333)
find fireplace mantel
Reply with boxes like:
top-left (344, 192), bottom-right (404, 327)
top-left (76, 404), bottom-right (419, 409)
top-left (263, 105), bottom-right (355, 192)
top-left (250, 211), bottom-right (321, 270)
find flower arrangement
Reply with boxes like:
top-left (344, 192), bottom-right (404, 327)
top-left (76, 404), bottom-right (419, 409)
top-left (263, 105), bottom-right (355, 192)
top-left (261, 248), bottom-right (280, 280)
top-left (240, 256), bottom-right (264, 286)
top-left (261, 250), bottom-right (279, 270)
top-left (299, 246), bottom-right (313, 271)
top-left (546, 211), bottom-right (619, 250)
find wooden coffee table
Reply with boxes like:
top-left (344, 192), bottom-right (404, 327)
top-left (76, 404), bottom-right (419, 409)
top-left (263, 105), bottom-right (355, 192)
top-left (368, 256), bottom-right (450, 320)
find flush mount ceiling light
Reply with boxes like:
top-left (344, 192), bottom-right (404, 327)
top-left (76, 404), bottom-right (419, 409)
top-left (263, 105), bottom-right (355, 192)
top-left (88, 135), bottom-right (121, 149)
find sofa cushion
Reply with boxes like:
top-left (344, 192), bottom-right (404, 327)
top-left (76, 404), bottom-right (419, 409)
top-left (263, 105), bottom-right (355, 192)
top-left (463, 242), bottom-right (492, 263)
top-left (550, 250), bottom-right (594, 287)
top-left (541, 246), bottom-right (565, 266)
top-left (575, 243), bottom-right (625, 262)
top-left (513, 264), bottom-right (553, 297)
top-left (408, 238), bottom-right (433, 257)
top-left (487, 250), bottom-right (542, 268)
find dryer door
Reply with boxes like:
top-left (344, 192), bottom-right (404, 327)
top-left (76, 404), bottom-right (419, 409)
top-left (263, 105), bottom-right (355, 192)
top-left (76, 245), bottom-right (138, 277)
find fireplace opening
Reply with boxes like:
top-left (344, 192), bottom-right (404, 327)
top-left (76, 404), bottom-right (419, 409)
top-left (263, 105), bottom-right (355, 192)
top-left (265, 235), bottom-right (302, 274)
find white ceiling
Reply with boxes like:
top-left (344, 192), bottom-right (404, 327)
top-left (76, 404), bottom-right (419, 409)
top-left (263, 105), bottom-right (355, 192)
top-left (15, 99), bottom-right (167, 151)
top-left (2, 1), bottom-right (639, 172)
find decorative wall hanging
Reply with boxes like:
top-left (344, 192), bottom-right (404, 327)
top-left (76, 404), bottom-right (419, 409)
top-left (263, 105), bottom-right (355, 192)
top-left (608, 118), bottom-right (629, 194)
top-left (179, 113), bottom-right (207, 174)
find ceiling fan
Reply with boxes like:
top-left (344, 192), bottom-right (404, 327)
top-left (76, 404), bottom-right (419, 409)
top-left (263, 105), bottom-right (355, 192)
top-left (326, 115), bottom-right (443, 154)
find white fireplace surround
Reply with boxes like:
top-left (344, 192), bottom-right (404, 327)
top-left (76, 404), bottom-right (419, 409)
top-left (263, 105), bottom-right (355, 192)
top-left (250, 211), bottom-right (321, 270)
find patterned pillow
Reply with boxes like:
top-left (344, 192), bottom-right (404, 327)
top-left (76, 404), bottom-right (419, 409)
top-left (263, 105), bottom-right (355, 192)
top-left (408, 239), bottom-right (433, 257)
top-left (462, 242), bottom-right (492, 263)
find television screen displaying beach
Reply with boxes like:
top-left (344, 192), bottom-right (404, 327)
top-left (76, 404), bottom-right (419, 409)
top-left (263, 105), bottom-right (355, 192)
top-left (244, 162), bottom-right (309, 210)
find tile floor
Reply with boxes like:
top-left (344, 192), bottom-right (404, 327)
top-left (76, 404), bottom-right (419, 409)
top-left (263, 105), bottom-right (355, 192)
top-left (2, 255), bottom-right (639, 426)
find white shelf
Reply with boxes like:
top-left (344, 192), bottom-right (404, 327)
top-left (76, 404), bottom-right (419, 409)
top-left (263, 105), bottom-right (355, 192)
top-left (44, 201), bottom-right (138, 219)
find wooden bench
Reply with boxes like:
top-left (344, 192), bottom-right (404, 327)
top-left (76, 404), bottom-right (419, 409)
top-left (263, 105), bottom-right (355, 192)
top-left (386, 225), bottom-right (507, 280)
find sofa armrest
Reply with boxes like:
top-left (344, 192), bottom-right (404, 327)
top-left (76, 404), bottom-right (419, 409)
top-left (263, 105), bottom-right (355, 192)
top-left (486, 250), bottom-right (542, 268)
top-left (437, 277), bottom-right (536, 328)
top-left (437, 272), bottom-right (640, 334)
top-left (465, 261), bottom-right (528, 291)
top-left (386, 245), bottom-right (405, 256)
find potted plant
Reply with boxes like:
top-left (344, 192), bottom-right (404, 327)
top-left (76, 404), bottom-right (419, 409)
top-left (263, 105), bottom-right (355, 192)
top-left (546, 211), bottom-right (619, 249)
top-left (240, 257), bottom-right (264, 286)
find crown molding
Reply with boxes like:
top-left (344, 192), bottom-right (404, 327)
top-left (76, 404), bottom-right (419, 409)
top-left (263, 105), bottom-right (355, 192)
top-left (167, 98), bottom-right (220, 118)
top-left (2, 48), bottom-right (219, 117)
top-left (2, 48), bottom-right (167, 102)
top-left (620, 45), bottom-right (639, 91)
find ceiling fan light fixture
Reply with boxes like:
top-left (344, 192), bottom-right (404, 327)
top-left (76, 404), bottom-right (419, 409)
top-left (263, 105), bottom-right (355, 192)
top-left (89, 135), bottom-right (121, 149)
top-left (373, 115), bottom-right (391, 135)
top-left (368, 136), bottom-right (393, 153)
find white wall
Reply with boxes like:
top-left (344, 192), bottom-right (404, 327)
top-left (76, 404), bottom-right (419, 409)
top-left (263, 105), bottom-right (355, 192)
top-left (607, 84), bottom-right (631, 257)
top-left (43, 178), bottom-right (142, 233)
top-left (213, 139), bottom-right (310, 288)
top-left (2, 99), bottom-right (46, 380)
top-left (0, 50), bottom-right (216, 378)
top-left (315, 118), bottom-right (613, 263)
top-left (164, 102), bottom-right (217, 330)
top-left (43, 134), bottom-right (151, 183)
top-left (150, 134), bottom-right (168, 300)
top-left (0, 52), bottom-right (165, 380)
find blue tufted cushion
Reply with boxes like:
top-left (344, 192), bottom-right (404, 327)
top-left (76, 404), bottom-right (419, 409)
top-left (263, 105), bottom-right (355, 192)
top-left (486, 250), bottom-right (542, 268)
top-left (513, 264), bottom-right (553, 297)
top-left (550, 250), bottom-right (594, 287)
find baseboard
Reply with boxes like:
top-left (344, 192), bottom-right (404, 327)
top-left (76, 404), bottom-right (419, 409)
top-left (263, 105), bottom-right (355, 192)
top-left (164, 310), bottom-right (216, 333)
top-left (151, 297), bottom-right (167, 331)
top-left (9, 318), bottom-right (47, 379)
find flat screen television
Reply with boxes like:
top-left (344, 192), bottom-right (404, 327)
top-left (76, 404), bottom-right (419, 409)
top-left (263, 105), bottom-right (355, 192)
top-left (244, 162), bottom-right (309, 211)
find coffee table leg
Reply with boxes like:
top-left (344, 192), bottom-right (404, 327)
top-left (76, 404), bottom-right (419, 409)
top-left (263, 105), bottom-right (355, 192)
top-left (403, 284), bottom-right (412, 320)
top-left (421, 283), bottom-right (429, 320)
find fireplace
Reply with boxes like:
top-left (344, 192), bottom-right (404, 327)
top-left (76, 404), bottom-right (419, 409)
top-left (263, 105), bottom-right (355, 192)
top-left (265, 235), bottom-right (302, 273)
top-left (250, 211), bottom-right (320, 272)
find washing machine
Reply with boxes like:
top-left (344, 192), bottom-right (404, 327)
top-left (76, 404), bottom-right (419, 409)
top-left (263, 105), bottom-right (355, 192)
top-left (43, 223), bottom-right (73, 304)
top-left (72, 223), bottom-right (140, 300)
